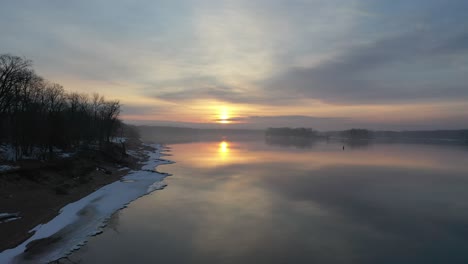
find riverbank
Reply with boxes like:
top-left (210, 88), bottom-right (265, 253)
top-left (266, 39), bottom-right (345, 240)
top-left (0, 138), bottom-right (158, 257)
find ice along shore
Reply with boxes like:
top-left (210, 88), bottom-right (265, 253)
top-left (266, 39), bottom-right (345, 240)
top-left (0, 143), bottom-right (173, 264)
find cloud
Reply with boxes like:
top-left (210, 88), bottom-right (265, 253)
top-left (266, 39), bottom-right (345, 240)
top-left (1, 0), bottom-right (468, 129)
top-left (214, 117), bottom-right (248, 122)
top-left (263, 28), bottom-right (468, 105)
top-left (155, 85), bottom-right (299, 106)
top-left (157, 85), bottom-right (247, 102)
top-left (149, 75), bottom-right (304, 105)
top-left (121, 104), bottom-right (164, 116)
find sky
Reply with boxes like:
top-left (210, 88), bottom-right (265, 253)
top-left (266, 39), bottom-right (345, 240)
top-left (1, 0), bottom-right (467, 130)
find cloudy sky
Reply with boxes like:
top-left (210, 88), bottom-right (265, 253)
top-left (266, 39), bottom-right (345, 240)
top-left (1, 0), bottom-right (467, 130)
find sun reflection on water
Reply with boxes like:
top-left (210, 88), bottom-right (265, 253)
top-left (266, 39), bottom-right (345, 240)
top-left (218, 141), bottom-right (230, 160)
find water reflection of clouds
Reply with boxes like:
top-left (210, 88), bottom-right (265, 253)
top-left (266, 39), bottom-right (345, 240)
top-left (189, 179), bottom-right (276, 257)
top-left (74, 140), bottom-right (468, 264)
top-left (181, 141), bottom-right (468, 173)
top-left (171, 141), bottom-right (468, 262)
top-left (261, 165), bottom-right (468, 262)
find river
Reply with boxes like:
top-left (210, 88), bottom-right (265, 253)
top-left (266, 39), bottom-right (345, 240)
top-left (69, 138), bottom-right (468, 264)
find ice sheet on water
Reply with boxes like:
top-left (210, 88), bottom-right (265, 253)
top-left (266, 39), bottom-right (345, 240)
top-left (0, 144), bottom-right (172, 264)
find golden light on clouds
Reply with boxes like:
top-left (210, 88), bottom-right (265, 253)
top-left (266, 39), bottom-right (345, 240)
top-left (3, 1), bottom-right (465, 130)
top-left (117, 93), bottom-right (467, 129)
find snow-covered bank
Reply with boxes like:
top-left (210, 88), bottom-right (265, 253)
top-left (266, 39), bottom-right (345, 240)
top-left (0, 144), bottom-right (173, 264)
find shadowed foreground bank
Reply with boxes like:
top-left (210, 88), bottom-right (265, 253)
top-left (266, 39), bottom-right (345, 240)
top-left (0, 137), bottom-right (145, 252)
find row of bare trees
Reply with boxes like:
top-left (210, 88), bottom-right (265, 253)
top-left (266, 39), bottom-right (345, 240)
top-left (0, 54), bottom-right (122, 160)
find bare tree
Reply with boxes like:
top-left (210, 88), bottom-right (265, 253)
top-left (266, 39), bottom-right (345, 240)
top-left (0, 54), bottom-right (32, 114)
top-left (0, 54), bottom-right (124, 161)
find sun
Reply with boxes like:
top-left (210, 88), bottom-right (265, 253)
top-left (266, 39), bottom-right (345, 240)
top-left (218, 107), bottom-right (230, 124)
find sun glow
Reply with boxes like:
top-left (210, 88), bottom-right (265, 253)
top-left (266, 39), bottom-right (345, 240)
top-left (218, 107), bottom-right (230, 124)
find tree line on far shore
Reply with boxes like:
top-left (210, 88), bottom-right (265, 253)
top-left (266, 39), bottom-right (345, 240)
top-left (266, 127), bottom-right (468, 142)
top-left (0, 54), bottom-right (122, 160)
top-left (266, 127), bottom-right (318, 138)
top-left (265, 127), bottom-right (373, 139)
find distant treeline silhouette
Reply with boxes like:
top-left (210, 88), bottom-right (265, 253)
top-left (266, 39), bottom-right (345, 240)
top-left (265, 127), bottom-right (468, 142)
top-left (0, 54), bottom-right (122, 160)
top-left (266, 127), bottom-right (318, 138)
top-left (341, 129), bottom-right (372, 139)
top-left (331, 129), bottom-right (468, 141)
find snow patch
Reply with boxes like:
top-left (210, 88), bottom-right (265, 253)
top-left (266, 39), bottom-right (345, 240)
top-left (0, 145), bottom-right (16, 161)
top-left (126, 149), bottom-right (140, 158)
top-left (0, 212), bottom-right (21, 224)
top-left (57, 152), bottom-right (75, 158)
top-left (111, 137), bottom-right (127, 143)
top-left (0, 165), bottom-right (19, 172)
top-left (0, 144), bottom-right (173, 264)
top-left (1, 217), bottom-right (22, 223)
top-left (147, 181), bottom-right (167, 192)
top-left (0, 144), bottom-right (74, 161)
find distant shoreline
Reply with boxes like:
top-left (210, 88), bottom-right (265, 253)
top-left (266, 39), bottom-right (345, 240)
top-left (137, 125), bottom-right (468, 146)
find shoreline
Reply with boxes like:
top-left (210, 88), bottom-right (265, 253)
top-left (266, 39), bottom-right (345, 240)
top-left (0, 139), bottom-right (173, 263)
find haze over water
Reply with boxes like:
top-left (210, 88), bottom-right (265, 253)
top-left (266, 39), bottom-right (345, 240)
top-left (70, 138), bottom-right (468, 264)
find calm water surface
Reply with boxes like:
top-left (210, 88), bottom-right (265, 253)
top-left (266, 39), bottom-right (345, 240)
top-left (71, 139), bottom-right (468, 264)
